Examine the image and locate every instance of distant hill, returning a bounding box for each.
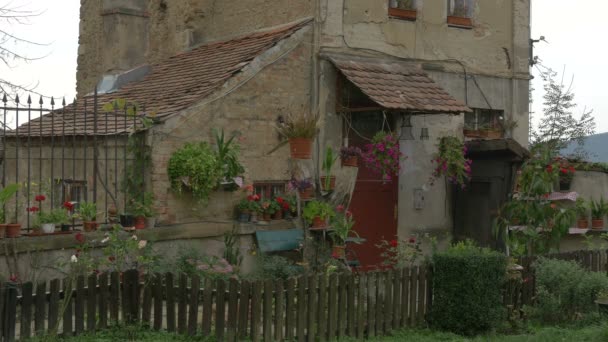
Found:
[561,132,608,162]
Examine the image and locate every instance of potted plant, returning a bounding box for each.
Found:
[329,205,358,258]
[288,177,314,200]
[321,147,337,191]
[591,198,607,230]
[260,200,279,221]
[501,119,518,139]
[237,198,252,223]
[554,157,576,191]
[575,198,589,229]
[36,208,69,234]
[302,200,335,229]
[273,197,288,220]
[78,201,98,232]
[0,184,19,239]
[596,289,608,317]
[363,132,404,182]
[274,111,319,159]
[430,136,472,188]
[340,146,362,167]
[130,193,156,229]
[120,212,135,228]
[463,122,483,139]
[250,200,261,223]
[285,195,297,219]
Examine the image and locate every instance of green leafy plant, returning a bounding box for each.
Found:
[173,248,235,281]
[321,147,337,190]
[302,200,335,223]
[129,192,156,218]
[377,236,422,268]
[429,241,506,336]
[575,198,589,219]
[528,257,608,324]
[223,225,243,271]
[36,208,69,225]
[167,142,222,203]
[330,205,357,246]
[214,129,245,187]
[260,200,280,215]
[591,198,608,220]
[495,147,577,256]
[78,202,97,222]
[430,136,472,188]
[0,183,19,223]
[100,225,158,273]
[246,254,304,280]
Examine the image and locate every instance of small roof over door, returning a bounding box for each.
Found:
[326,54,471,114]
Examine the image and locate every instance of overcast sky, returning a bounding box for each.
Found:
[1,1,607,133]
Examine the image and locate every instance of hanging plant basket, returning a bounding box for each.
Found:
[299,187,314,200]
[288,138,313,159]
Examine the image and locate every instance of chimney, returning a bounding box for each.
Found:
[100,0,149,76]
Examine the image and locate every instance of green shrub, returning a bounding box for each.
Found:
[527,257,608,324]
[428,241,507,336]
[247,254,303,280]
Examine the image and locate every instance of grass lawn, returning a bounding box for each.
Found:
[29,324,608,341]
[365,324,608,342]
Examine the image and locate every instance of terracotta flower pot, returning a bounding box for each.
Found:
[341,156,358,167]
[134,216,146,230]
[311,216,326,228]
[0,224,6,239]
[273,210,283,220]
[577,219,589,229]
[288,138,313,159]
[592,219,604,230]
[320,176,336,191]
[6,224,21,238]
[332,245,346,259]
[463,129,483,139]
[83,221,98,232]
[298,187,314,200]
[262,213,272,221]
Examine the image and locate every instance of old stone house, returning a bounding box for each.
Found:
[2,0,531,270]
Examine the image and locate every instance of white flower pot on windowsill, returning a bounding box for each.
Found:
[41,223,56,234]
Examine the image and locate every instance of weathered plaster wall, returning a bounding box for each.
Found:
[149,28,313,225]
[320,0,531,146]
[76,0,313,95]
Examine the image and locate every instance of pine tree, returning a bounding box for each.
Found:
[532,68,595,156]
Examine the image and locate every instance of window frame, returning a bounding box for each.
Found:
[447,0,474,28]
[388,0,418,21]
[253,181,287,201]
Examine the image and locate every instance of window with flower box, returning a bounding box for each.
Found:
[253,181,287,201]
[464,108,504,139]
[53,179,87,207]
[388,0,418,21]
[448,0,473,28]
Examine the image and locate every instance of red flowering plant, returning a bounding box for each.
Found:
[377,235,423,268]
[275,196,290,212]
[363,132,405,182]
[553,156,576,189]
[430,136,472,189]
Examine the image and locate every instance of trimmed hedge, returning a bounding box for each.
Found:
[428,241,507,336]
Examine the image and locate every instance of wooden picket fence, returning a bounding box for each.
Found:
[0,267,431,342]
[1,249,607,342]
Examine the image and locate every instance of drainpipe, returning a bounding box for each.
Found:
[312,0,322,187]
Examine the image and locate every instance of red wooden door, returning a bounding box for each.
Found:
[347,112,398,270]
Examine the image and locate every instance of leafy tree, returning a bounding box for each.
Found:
[531,67,595,157]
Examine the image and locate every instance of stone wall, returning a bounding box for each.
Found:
[76,0,314,95]
[149,27,314,225]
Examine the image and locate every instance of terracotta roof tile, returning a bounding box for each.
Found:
[327,55,471,114]
[9,19,311,137]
